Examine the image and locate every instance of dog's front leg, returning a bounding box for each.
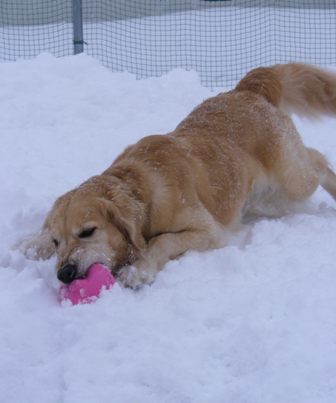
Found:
[21,230,55,260]
[118,228,224,288]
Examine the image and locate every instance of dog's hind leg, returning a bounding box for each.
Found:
[273,132,336,202]
[273,143,319,202]
[320,167,336,199]
[307,148,336,199]
[265,114,334,202]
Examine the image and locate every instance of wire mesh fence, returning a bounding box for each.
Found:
[0,0,73,60]
[1,0,336,88]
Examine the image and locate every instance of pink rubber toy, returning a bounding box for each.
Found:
[59,263,116,305]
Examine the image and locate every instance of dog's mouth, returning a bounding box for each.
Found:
[58,261,119,285]
[57,244,136,284]
[110,261,126,277]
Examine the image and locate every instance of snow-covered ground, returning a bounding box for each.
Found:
[1,54,336,402]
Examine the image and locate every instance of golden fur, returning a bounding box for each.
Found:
[25,63,336,287]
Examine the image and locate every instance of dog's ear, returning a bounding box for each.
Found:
[21,215,56,260]
[99,193,146,252]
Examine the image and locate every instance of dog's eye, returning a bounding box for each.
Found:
[78,227,97,239]
[53,239,59,248]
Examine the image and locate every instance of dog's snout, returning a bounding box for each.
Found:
[57,264,78,284]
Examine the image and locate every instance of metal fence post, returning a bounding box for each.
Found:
[72,0,84,54]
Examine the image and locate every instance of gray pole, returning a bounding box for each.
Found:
[72,0,84,54]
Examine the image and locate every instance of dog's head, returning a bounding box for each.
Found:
[31,175,146,283]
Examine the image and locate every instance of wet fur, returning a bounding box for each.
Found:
[26,63,336,288]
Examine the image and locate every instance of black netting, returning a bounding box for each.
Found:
[0,0,73,61]
[1,0,336,88]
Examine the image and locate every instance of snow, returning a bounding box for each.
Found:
[1,53,336,402]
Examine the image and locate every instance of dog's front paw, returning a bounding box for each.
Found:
[20,232,55,260]
[118,265,155,289]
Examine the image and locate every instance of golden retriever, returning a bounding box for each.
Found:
[25,63,336,288]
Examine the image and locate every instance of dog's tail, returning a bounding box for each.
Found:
[235,63,336,118]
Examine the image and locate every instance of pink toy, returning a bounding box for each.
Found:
[59,263,116,305]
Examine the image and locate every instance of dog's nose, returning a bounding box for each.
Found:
[57,264,78,284]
